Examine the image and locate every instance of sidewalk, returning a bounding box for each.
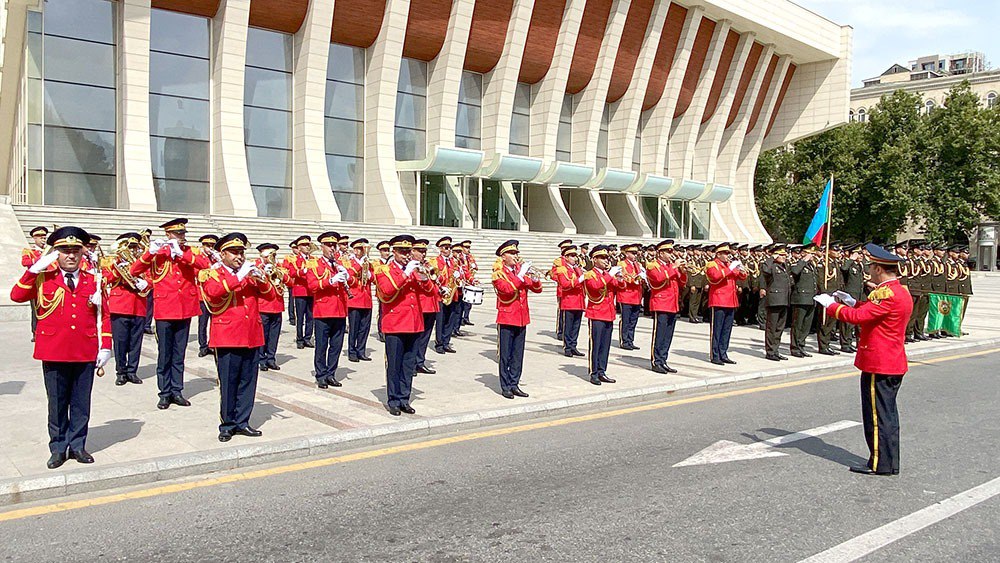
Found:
[2,280,998,505]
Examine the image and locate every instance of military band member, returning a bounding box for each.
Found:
[450,243,473,338]
[255,243,287,372]
[194,234,220,358]
[553,245,586,357]
[200,233,267,442]
[585,246,624,385]
[816,245,844,356]
[706,243,747,365]
[11,227,112,468]
[375,240,392,343]
[286,242,297,326]
[285,236,315,349]
[642,243,657,318]
[374,235,423,415]
[458,240,477,327]
[685,246,707,323]
[616,244,645,351]
[131,218,210,410]
[760,245,791,361]
[646,240,687,374]
[81,234,102,271]
[105,232,151,385]
[492,240,543,399]
[305,231,353,389]
[337,234,350,256]
[579,243,593,271]
[410,239,440,374]
[139,228,155,335]
[22,225,50,341]
[433,237,461,354]
[343,238,374,363]
[551,239,574,340]
[816,243,913,476]
[839,244,865,352]
[789,244,818,357]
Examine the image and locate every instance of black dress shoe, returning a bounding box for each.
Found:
[766,354,781,361]
[778,354,789,361]
[904,337,915,344]
[416,365,436,374]
[69,449,94,464]
[849,465,893,476]
[198,349,210,358]
[842,346,857,353]
[589,378,601,386]
[453,330,468,337]
[325,376,342,387]
[157,397,171,410]
[171,394,191,407]
[218,431,232,442]
[234,426,262,437]
[303,340,315,348]
[359,356,372,362]
[710,359,725,366]
[259,365,269,371]
[377,334,385,343]
[652,364,668,374]
[818,350,838,356]
[665,365,678,374]
[127,373,142,384]
[791,351,806,358]
[434,347,446,355]
[802,352,813,357]
[598,375,616,383]
[564,351,574,357]
[297,342,305,349]
[47,452,67,469]
[572,350,585,357]
[512,387,529,398]
[317,378,328,389]
[348,356,359,363]
[267,362,280,371]
[388,406,401,416]
[501,390,515,399]
[115,376,127,386]
[444,346,457,353]
[722,359,737,365]
[399,405,416,414]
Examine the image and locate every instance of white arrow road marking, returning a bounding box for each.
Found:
[673,420,861,467]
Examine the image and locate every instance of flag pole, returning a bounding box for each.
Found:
[822,175,834,325]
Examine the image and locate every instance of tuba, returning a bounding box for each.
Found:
[113,240,151,297]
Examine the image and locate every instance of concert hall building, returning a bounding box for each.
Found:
[0,0,850,242]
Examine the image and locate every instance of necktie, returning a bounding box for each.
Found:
[66,273,75,291]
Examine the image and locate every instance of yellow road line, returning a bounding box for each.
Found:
[1,347,994,523]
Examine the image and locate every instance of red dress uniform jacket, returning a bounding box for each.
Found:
[342,255,374,309]
[615,259,644,305]
[584,269,623,321]
[375,260,423,333]
[646,260,687,313]
[283,253,311,297]
[492,265,543,327]
[412,263,441,314]
[254,258,288,315]
[705,260,747,308]
[549,257,567,298]
[827,279,913,376]
[434,255,459,297]
[103,264,149,317]
[553,263,586,310]
[305,257,353,318]
[21,248,42,268]
[200,266,266,349]
[130,246,210,320]
[11,269,112,361]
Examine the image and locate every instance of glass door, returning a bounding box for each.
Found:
[481,180,522,231]
[419,173,462,227]
[462,177,480,229]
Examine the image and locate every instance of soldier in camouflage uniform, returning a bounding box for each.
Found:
[789,245,818,357]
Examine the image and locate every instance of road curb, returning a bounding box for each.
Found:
[2,338,997,507]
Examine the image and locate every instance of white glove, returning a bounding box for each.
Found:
[517,263,531,279]
[169,239,182,258]
[263,264,275,274]
[134,278,149,291]
[729,260,743,271]
[833,290,857,307]
[453,269,462,279]
[88,251,99,265]
[147,239,165,254]
[578,274,586,283]
[236,261,255,281]
[813,293,836,308]
[332,272,347,284]
[29,252,60,274]
[609,266,622,277]
[404,260,420,277]
[639,271,648,282]
[96,348,112,368]
[89,289,102,307]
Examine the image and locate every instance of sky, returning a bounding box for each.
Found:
[795,0,999,87]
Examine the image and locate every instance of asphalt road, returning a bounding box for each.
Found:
[2,350,998,562]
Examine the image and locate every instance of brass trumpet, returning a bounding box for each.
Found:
[113,242,151,296]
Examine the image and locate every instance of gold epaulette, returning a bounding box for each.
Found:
[584,270,597,280]
[21,248,33,256]
[645,261,658,270]
[197,268,220,284]
[305,258,319,269]
[554,266,567,276]
[867,285,894,304]
[551,257,562,268]
[491,270,506,282]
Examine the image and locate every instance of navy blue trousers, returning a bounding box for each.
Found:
[347,307,372,360]
[314,317,345,380]
[198,302,210,354]
[555,297,564,339]
[460,300,472,323]
[155,318,191,399]
[377,302,384,339]
[711,307,736,362]
[384,332,418,408]
[111,314,145,378]
[498,324,527,392]
[144,293,154,331]
[216,347,259,433]
[619,303,642,348]
[294,296,314,344]
[42,361,94,454]
[435,302,460,350]
[589,319,613,379]
[259,312,281,367]
[651,312,677,368]
[287,291,296,322]
[562,310,583,354]
[415,311,436,369]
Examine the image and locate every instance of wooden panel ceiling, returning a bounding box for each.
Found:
[725,42,764,128]
[565,0,614,94]
[402,0,451,61]
[672,18,715,118]
[332,0,387,48]
[701,30,739,124]
[605,0,656,103]
[150,0,221,18]
[464,0,515,73]
[746,54,779,133]
[518,0,567,83]
[641,2,687,111]
[765,64,796,137]
[248,0,308,34]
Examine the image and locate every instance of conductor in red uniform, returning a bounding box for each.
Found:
[11,227,112,469]
[817,243,913,476]
[705,243,748,365]
[646,240,687,374]
[374,235,423,415]
[492,240,543,399]
[200,233,267,442]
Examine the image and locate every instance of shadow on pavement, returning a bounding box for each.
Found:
[475,374,502,395]
[0,381,26,395]
[745,428,868,468]
[88,418,144,453]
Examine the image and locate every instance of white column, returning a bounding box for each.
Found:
[0,0,29,194]
[480,0,534,154]
[291,0,340,220]
[666,19,731,181]
[607,0,670,169]
[210,0,257,216]
[117,0,157,211]
[529,0,584,160]
[424,0,475,148]
[570,0,630,167]
[363,0,413,225]
[642,5,702,176]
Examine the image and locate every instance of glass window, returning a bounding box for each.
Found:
[988,93,998,108]
[333,191,363,220]
[325,43,366,220]
[510,83,531,156]
[455,103,482,139]
[395,92,427,130]
[395,128,425,161]
[246,146,292,188]
[632,130,642,172]
[325,81,364,120]
[596,104,610,169]
[150,9,210,58]
[246,27,293,71]
[250,185,291,218]
[44,127,115,175]
[326,155,364,192]
[150,95,210,140]
[244,66,292,110]
[26,33,42,79]
[153,179,210,213]
[149,52,212,98]
[151,137,210,181]
[395,59,427,161]
[44,171,115,208]
[690,202,710,240]
[44,81,116,131]
[43,35,115,88]
[557,94,573,162]
[398,59,428,96]
[42,0,114,44]
[456,71,483,150]
[244,107,292,149]
[458,72,483,103]
[324,118,363,157]
[327,44,366,84]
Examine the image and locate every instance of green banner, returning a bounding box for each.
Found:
[926,293,965,337]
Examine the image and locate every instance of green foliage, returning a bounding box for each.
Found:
[754,81,1000,244]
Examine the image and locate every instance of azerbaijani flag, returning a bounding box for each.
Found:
[803,178,833,246]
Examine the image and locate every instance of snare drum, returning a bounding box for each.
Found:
[462,285,484,305]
